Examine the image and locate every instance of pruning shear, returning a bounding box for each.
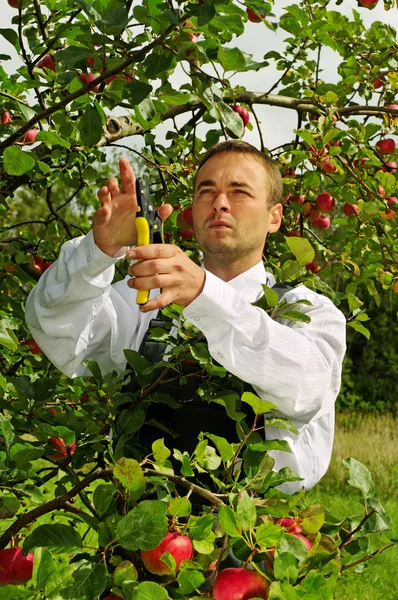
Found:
[134,174,164,305]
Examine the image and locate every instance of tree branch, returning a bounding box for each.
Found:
[0,469,113,549]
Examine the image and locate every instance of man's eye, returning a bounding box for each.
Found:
[200,188,213,194]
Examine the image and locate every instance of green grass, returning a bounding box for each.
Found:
[305,413,398,600]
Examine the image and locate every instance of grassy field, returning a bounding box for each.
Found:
[305,413,398,600]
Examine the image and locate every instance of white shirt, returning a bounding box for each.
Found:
[25,231,346,493]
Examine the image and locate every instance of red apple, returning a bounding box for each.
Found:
[0,548,34,585]
[307,208,320,222]
[373,77,383,89]
[20,129,38,145]
[274,518,296,529]
[359,0,379,6]
[387,197,398,207]
[312,215,330,230]
[37,55,56,72]
[85,57,95,67]
[179,228,194,240]
[290,194,305,204]
[7,0,20,8]
[80,394,90,403]
[289,230,301,237]
[291,533,312,551]
[305,260,319,274]
[47,408,56,417]
[1,110,12,124]
[319,159,337,173]
[213,568,269,600]
[381,161,397,173]
[246,8,266,22]
[79,73,99,92]
[187,32,199,43]
[231,104,250,127]
[316,192,335,213]
[22,339,42,354]
[48,437,76,461]
[283,168,296,178]
[140,531,193,575]
[376,138,396,155]
[343,203,360,216]
[378,185,386,197]
[177,208,193,229]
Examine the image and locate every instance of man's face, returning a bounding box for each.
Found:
[192,152,282,266]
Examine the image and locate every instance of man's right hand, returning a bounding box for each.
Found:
[93,158,173,258]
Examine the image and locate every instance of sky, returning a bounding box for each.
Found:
[1,0,397,155]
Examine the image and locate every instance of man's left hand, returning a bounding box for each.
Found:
[126,244,205,312]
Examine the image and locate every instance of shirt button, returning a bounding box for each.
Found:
[216,352,223,359]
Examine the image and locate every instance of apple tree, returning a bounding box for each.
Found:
[0,0,397,598]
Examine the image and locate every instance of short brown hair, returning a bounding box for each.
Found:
[194,140,283,207]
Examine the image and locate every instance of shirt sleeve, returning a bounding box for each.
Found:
[182,271,346,424]
[24,231,152,378]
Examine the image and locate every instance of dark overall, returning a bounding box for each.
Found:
[121,283,291,455]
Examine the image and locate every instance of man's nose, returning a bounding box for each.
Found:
[212,192,230,212]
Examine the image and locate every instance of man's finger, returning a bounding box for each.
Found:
[126,244,177,261]
[119,158,136,196]
[138,290,173,313]
[104,177,120,196]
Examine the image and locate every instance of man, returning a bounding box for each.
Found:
[25,140,346,493]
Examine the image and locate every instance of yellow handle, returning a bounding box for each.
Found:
[135,217,150,305]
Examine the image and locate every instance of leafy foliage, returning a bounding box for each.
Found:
[0,0,397,598]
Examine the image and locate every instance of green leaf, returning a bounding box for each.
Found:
[286,237,315,267]
[36,131,71,149]
[55,45,96,66]
[343,457,375,499]
[347,321,371,339]
[189,515,215,540]
[3,146,36,176]
[205,433,235,462]
[0,417,14,454]
[274,551,298,584]
[168,497,192,518]
[114,560,138,585]
[277,310,311,324]
[236,490,257,531]
[300,504,325,534]
[241,391,277,416]
[152,438,171,463]
[173,449,194,477]
[123,349,155,387]
[161,91,193,106]
[60,556,107,600]
[114,457,146,502]
[33,548,54,591]
[131,581,169,600]
[295,129,316,147]
[177,569,206,594]
[218,47,247,72]
[285,5,309,27]
[0,28,19,50]
[23,524,83,554]
[0,492,20,519]
[125,81,153,107]
[78,104,103,146]
[197,4,216,25]
[252,284,279,309]
[116,500,168,551]
[218,505,241,537]
[256,522,284,548]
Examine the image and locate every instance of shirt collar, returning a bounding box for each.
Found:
[203,261,276,301]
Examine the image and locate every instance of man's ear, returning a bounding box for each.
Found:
[268,203,283,233]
